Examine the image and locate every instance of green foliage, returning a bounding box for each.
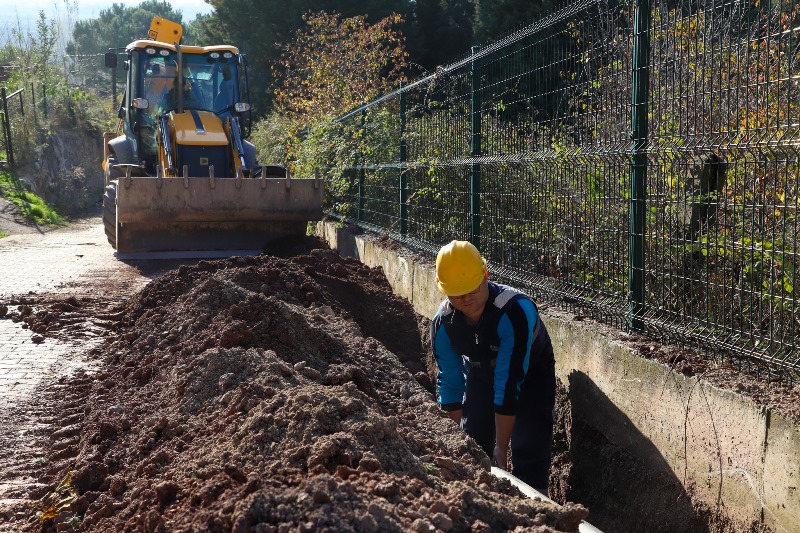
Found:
[249,112,296,167]
[251,10,409,217]
[4,12,60,166]
[3,11,115,167]
[69,0,187,52]
[197,0,411,116]
[273,11,407,127]
[0,170,65,227]
[473,0,555,43]
[0,10,113,222]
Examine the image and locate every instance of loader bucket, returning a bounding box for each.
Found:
[114,174,323,257]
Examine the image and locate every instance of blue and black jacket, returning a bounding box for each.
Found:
[430,281,554,416]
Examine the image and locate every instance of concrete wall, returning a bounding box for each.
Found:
[317,221,800,533]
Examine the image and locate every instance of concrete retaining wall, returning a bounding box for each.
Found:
[317,221,800,533]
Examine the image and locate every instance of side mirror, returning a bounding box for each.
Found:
[104,52,118,69]
[234,103,250,113]
[132,98,150,110]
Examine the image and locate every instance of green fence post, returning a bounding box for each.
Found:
[399,81,408,236]
[358,109,366,222]
[1,87,13,167]
[470,46,482,250]
[31,82,37,126]
[629,0,650,331]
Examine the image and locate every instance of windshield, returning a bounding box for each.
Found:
[139,49,240,117]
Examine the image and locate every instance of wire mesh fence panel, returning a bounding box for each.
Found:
[645,0,800,375]
[359,166,403,231]
[356,98,404,231]
[320,113,361,221]
[404,70,473,244]
[317,0,800,381]
[474,0,631,320]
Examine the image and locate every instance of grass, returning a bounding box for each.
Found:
[0,169,66,227]
[0,231,8,238]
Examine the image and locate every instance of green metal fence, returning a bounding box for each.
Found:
[314,0,800,382]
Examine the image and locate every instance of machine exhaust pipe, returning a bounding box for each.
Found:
[176,42,183,114]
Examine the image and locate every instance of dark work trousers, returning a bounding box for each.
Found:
[461,361,555,494]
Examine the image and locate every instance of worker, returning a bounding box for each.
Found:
[145,60,177,116]
[213,64,236,113]
[430,240,556,494]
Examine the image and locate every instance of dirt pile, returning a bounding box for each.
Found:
[32,247,588,532]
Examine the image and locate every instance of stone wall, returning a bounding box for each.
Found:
[22,129,105,216]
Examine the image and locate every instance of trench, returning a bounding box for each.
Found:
[318,222,783,533]
[410,318,715,533]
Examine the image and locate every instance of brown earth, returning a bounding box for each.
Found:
[4,228,795,533]
[6,238,588,532]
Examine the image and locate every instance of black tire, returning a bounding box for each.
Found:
[102,180,118,249]
[104,155,122,187]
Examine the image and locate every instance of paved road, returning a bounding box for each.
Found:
[0,218,149,406]
[0,217,150,527]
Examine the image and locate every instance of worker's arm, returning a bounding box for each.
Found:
[492,298,540,469]
[493,413,515,469]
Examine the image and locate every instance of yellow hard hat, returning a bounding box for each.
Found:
[435,240,487,296]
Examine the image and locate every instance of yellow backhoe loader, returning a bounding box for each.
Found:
[102,17,323,257]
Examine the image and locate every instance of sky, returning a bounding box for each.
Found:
[1,0,214,31]
[0,0,214,47]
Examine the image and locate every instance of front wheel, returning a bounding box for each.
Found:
[104,155,122,187]
[102,180,118,249]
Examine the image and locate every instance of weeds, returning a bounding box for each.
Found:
[0,170,65,226]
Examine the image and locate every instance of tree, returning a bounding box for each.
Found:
[473,0,554,44]
[403,0,475,73]
[66,1,195,90]
[68,1,189,54]
[252,11,408,192]
[5,11,111,169]
[197,0,410,115]
[273,11,408,127]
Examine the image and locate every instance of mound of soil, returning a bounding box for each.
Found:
[31,247,587,532]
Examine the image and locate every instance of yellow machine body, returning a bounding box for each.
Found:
[101,18,323,257]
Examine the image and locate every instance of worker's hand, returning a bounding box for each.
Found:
[493,414,514,470]
[492,444,509,470]
[447,409,463,426]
